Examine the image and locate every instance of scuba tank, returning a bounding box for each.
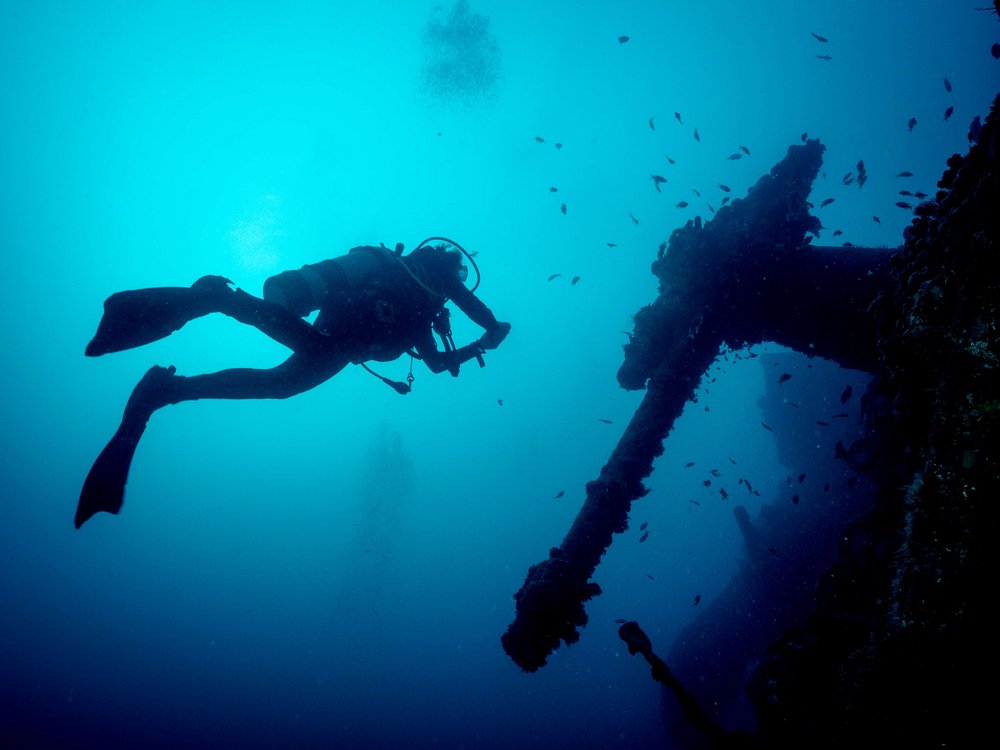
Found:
[262,244,400,316]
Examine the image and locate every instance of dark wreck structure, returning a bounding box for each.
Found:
[502,90,999,747]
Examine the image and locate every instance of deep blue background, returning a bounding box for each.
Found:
[1,2,996,748]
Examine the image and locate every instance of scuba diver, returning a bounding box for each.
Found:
[75,238,511,529]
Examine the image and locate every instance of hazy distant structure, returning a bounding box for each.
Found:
[420,1,501,105]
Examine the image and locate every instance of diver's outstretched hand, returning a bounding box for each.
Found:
[479,322,511,350]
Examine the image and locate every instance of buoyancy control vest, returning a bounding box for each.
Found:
[263,246,447,363]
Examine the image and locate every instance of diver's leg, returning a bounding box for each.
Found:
[156,349,350,404]
[75,350,348,528]
[86,276,328,356]
[217,287,329,353]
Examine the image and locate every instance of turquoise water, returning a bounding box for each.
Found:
[1,2,995,748]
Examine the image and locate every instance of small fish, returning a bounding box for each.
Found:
[684,461,695,468]
[534,136,545,143]
[820,198,835,207]
[896,201,913,209]
[778,372,792,383]
[897,171,914,177]
[555,142,563,150]
[648,116,655,130]
[598,417,612,424]
[727,153,742,160]
[689,499,700,506]
[615,618,627,624]
[693,594,701,606]
[833,412,849,418]
[744,479,754,494]
[692,188,701,197]
[693,127,700,142]
[497,398,503,406]
[729,457,737,464]
[702,479,712,487]
[944,105,954,121]
[811,32,828,42]
[560,203,567,214]
[943,76,952,92]
[709,469,721,477]
[798,473,806,483]
[718,183,731,192]
[914,191,928,199]
[554,490,564,498]
[665,155,676,164]
[761,422,773,431]
[994,42,1000,60]
[907,117,917,132]
[639,521,648,531]
[674,111,683,124]
[607,242,617,247]
[873,216,881,225]
[899,190,913,196]
[547,273,561,281]
[768,547,778,555]
[740,145,750,155]
[675,200,689,208]
[549,186,558,192]
[801,131,808,142]
[842,171,853,184]
[840,385,853,403]
[707,204,715,214]
[788,401,799,408]
[639,530,649,543]
[792,494,800,505]
[571,275,581,285]
[651,174,667,191]
[824,482,830,492]
[628,211,639,225]
[618,35,630,44]
[644,573,655,580]
[816,54,832,60]
[832,230,843,237]
[719,488,729,499]
[816,420,830,426]
[720,196,730,205]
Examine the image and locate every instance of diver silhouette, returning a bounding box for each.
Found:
[76,238,511,529]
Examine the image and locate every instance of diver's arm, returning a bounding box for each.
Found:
[413,329,485,376]
[443,279,511,349]
[444,280,501,332]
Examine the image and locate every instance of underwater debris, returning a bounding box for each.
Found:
[504,137,890,672]
[618,621,748,747]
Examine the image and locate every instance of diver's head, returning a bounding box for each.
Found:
[409,236,480,292]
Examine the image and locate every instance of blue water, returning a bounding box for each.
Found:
[1,2,996,748]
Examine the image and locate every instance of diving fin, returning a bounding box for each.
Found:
[85,276,233,357]
[75,365,175,528]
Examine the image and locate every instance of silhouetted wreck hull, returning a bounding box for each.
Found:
[504,89,999,746]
